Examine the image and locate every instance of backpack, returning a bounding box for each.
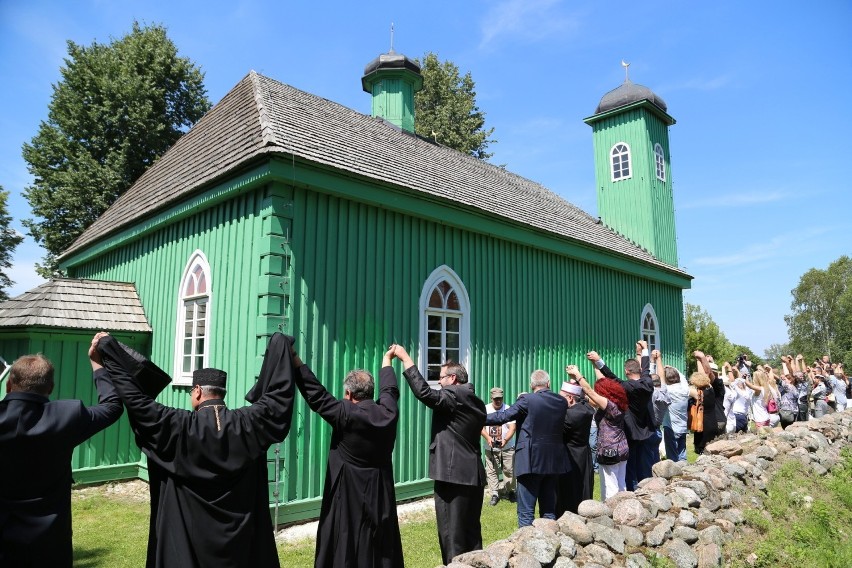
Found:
[688,389,704,433]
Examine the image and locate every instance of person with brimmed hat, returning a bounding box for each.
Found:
[481,386,516,506]
[555,378,594,516]
[96,332,296,568]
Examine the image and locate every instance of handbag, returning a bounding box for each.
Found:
[688,390,704,433]
[767,396,778,413]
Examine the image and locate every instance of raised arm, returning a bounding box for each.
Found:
[587,350,618,380]
[74,332,123,444]
[694,350,712,377]
[568,366,609,410]
[394,345,457,412]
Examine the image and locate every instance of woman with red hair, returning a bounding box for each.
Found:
[566,365,629,501]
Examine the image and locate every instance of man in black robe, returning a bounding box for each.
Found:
[555,380,594,517]
[293,345,403,567]
[0,333,122,567]
[393,346,486,565]
[97,332,296,568]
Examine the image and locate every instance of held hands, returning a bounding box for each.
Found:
[565,364,582,378]
[636,340,647,356]
[89,331,109,369]
[586,351,601,362]
[651,349,661,361]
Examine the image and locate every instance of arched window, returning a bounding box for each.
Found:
[611,143,631,181]
[174,251,212,385]
[419,266,471,383]
[654,143,666,182]
[640,303,659,352]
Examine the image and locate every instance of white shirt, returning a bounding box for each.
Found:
[484,402,515,449]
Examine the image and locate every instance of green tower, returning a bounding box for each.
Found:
[362,50,423,133]
[585,75,679,267]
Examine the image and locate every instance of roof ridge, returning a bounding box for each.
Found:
[249,70,277,146]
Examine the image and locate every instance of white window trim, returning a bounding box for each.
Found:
[654,143,666,182]
[610,142,632,182]
[640,303,660,353]
[418,265,471,387]
[172,250,213,386]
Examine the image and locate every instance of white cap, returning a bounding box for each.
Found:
[561,382,583,396]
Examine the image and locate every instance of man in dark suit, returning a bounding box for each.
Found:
[394,345,486,565]
[0,332,123,567]
[292,345,403,568]
[486,370,570,527]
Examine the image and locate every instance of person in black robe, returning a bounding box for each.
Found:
[0,333,122,568]
[555,380,595,517]
[293,345,403,568]
[97,332,296,568]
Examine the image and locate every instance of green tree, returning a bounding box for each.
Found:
[22,21,211,276]
[414,52,495,160]
[763,342,792,368]
[785,255,852,364]
[0,187,24,301]
[683,303,736,373]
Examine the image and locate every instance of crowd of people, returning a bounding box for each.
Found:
[1,331,846,567]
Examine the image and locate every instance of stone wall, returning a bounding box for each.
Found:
[444,411,852,568]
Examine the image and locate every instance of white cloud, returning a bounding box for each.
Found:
[689,227,830,269]
[679,190,791,210]
[480,0,580,49]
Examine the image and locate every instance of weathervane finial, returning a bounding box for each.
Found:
[621,59,631,82]
[390,22,395,53]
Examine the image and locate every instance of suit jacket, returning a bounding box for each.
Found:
[0,368,122,567]
[403,367,486,487]
[485,389,570,477]
[600,355,654,441]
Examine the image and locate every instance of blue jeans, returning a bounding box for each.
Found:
[663,426,687,462]
[516,473,558,527]
[589,422,599,472]
[625,437,656,491]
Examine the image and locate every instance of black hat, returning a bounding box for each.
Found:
[193,368,227,389]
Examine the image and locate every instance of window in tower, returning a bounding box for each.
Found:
[611,143,631,181]
[654,143,666,182]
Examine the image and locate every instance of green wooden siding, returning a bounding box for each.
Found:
[590,105,679,267]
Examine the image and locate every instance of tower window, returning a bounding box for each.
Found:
[654,143,666,182]
[611,143,631,181]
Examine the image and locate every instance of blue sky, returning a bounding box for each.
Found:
[1,0,850,356]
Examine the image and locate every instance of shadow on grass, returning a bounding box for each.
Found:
[73,546,112,567]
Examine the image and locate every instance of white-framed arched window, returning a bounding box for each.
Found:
[640,303,660,353]
[611,142,632,181]
[419,265,471,385]
[173,251,212,385]
[654,143,666,182]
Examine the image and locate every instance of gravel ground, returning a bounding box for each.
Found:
[73,480,436,543]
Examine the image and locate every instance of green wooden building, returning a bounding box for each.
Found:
[0,51,691,523]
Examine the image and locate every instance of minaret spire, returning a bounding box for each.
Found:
[389,22,395,53]
[621,59,631,82]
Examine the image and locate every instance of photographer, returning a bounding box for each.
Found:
[481,387,516,506]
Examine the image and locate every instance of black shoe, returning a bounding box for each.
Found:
[507,491,516,503]
[489,495,499,506]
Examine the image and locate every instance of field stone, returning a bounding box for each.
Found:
[508,552,540,568]
[453,550,505,568]
[672,526,699,544]
[619,525,644,547]
[593,523,626,554]
[652,459,683,479]
[589,515,614,528]
[647,492,672,512]
[718,508,744,525]
[612,498,652,526]
[446,562,475,568]
[697,543,722,568]
[553,558,579,568]
[713,518,735,534]
[558,535,577,558]
[560,518,594,545]
[645,518,673,547]
[627,553,652,568]
[638,477,668,492]
[604,491,636,508]
[517,529,559,564]
[670,486,701,508]
[698,525,726,547]
[578,499,612,518]
[581,543,615,566]
[704,439,742,457]
[662,538,698,568]
[485,541,515,562]
[532,518,560,533]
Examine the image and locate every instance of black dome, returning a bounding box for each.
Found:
[595,80,667,114]
[363,51,421,76]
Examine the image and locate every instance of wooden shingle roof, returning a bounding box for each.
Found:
[60,71,687,276]
[0,279,151,332]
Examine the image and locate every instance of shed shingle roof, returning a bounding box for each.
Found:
[60,71,686,277]
[0,279,151,332]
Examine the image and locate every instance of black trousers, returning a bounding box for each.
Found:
[433,480,483,564]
